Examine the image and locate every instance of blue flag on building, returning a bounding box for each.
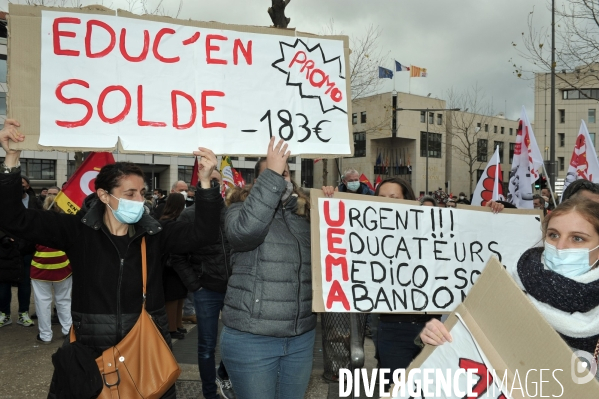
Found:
[378,66,393,79]
[395,61,410,71]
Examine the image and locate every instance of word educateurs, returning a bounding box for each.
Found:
[316,197,542,313]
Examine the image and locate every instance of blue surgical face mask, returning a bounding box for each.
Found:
[108,193,145,224]
[346,181,361,192]
[543,241,599,278]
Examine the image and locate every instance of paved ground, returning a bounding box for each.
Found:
[0,288,378,398]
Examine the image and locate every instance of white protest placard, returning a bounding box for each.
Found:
[311,192,543,313]
[10,5,352,155]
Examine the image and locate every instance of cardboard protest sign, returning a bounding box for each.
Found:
[386,257,599,398]
[310,191,542,313]
[8,4,352,156]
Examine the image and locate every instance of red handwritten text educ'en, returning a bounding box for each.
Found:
[324,200,350,311]
[51,17,253,129]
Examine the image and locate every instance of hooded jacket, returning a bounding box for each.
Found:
[223,168,316,337]
[0,169,222,351]
[338,182,375,195]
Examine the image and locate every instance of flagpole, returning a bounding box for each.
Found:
[541,164,558,205]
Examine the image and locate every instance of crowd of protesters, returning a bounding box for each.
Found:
[1,117,598,399]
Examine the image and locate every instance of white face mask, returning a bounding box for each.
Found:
[543,241,599,278]
[179,191,188,200]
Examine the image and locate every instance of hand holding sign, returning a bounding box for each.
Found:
[192,147,217,189]
[266,137,290,176]
[420,318,452,346]
[0,119,24,154]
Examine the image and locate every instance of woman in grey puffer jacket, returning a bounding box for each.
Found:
[220,138,333,399]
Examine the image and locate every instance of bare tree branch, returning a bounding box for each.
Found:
[513,0,599,99]
[446,84,496,193]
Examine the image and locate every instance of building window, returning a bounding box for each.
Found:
[0,92,5,116]
[509,143,516,164]
[590,133,596,146]
[509,127,513,135]
[493,125,497,134]
[477,139,488,162]
[420,111,425,123]
[563,89,599,100]
[360,111,367,123]
[558,157,565,171]
[477,122,481,129]
[437,114,443,125]
[178,165,194,184]
[300,158,314,188]
[589,109,596,124]
[500,127,504,134]
[484,124,488,132]
[420,131,442,158]
[352,113,357,125]
[354,132,366,157]
[559,109,565,123]
[558,133,565,147]
[0,55,6,84]
[20,159,56,180]
[245,157,259,161]
[494,141,504,163]
[428,112,434,124]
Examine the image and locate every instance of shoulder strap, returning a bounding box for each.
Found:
[141,237,147,307]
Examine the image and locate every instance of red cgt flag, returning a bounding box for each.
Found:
[55,152,115,214]
[359,173,374,191]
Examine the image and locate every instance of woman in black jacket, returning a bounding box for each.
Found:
[0,119,222,398]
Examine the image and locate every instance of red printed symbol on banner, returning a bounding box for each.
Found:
[459,358,493,398]
[479,165,504,206]
[570,134,593,181]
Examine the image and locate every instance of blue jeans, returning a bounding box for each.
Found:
[220,326,315,399]
[193,288,226,399]
[376,321,424,373]
[183,292,195,316]
[0,254,32,315]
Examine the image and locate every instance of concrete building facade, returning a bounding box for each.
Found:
[312,92,520,198]
[535,66,599,194]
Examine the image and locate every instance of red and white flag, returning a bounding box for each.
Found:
[562,120,599,198]
[507,106,544,209]
[359,173,374,191]
[375,175,382,189]
[471,146,504,206]
[55,152,115,214]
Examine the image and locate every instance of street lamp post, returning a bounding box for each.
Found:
[395,107,460,194]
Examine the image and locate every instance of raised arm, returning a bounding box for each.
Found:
[160,148,222,254]
[0,120,79,250]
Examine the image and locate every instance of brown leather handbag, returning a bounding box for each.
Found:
[70,237,181,399]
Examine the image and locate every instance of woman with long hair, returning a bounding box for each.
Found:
[421,196,599,356]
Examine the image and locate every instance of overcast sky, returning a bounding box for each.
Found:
[2,0,557,121]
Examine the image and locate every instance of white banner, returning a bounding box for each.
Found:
[318,197,542,313]
[507,106,544,209]
[471,146,505,207]
[563,120,599,195]
[39,11,351,155]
